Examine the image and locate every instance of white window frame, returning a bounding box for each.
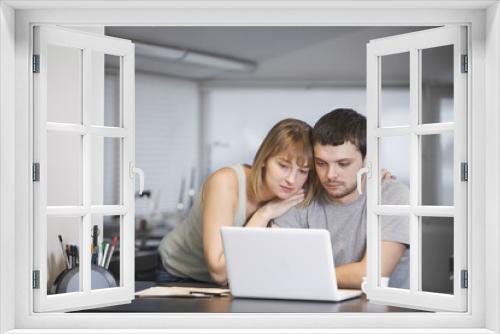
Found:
[1,1,498,333]
[32,25,136,312]
[365,26,468,312]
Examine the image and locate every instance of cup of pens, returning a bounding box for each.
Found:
[90,224,119,271]
[51,228,119,294]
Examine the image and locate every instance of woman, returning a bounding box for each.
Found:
[157,118,316,285]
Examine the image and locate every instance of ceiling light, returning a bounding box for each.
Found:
[134,41,256,72]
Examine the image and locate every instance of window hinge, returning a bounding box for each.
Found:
[461,270,468,289]
[32,163,40,182]
[32,270,40,289]
[461,54,468,73]
[32,55,40,73]
[461,162,468,182]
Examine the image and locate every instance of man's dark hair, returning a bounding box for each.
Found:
[313,108,366,159]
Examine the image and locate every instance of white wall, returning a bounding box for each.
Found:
[204,87,364,174]
[204,86,410,179]
[132,73,200,217]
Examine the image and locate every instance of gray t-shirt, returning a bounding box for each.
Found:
[273,179,410,288]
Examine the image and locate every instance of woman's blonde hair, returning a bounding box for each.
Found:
[249,118,316,206]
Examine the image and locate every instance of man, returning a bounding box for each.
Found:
[273,108,409,289]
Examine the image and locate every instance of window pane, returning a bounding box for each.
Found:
[379,136,410,204]
[379,215,410,290]
[421,216,454,294]
[380,52,410,128]
[104,55,122,127]
[421,133,454,206]
[89,52,122,127]
[46,44,82,124]
[421,45,454,124]
[47,216,82,295]
[47,132,83,206]
[91,137,122,205]
[91,215,121,289]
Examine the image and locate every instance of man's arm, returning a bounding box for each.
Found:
[336,240,406,289]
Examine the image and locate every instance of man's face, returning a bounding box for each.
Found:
[313,142,364,203]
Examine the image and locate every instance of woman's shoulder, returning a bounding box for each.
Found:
[201,166,241,205]
[204,166,240,191]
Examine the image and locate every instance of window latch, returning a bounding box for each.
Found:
[129,162,145,196]
[356,162,371,195]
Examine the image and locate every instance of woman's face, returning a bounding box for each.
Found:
[263,153,310,199]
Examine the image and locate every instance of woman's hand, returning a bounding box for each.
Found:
[258,189,305,221]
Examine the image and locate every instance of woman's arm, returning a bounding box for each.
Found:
[201,168,239,285]
[201,168,305,285]
[246,190,305,228]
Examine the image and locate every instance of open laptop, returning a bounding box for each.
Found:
[221,226,362,302]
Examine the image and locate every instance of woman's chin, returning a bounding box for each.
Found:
[275,190,295,199]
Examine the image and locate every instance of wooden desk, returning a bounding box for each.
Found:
[86,282,423,313]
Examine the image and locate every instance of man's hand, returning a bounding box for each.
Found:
[381,168,396,180]
[336,240,407,289]
[379,240,406,277]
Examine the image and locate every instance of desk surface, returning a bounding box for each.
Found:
[86,282,423,313]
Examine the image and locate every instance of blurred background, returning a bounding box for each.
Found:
[46,26,454,295]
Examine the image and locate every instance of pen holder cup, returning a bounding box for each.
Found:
[50,265,118,294]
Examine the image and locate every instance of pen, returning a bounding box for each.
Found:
[66,244,72,269]
[74,245,79,266]
[100,241,109,267]
[71,245,76,268]
[188,291,228,297]
[104,236,118,269]
[58,235,70,269]
[91,245,97,265]
[92,225,99,265]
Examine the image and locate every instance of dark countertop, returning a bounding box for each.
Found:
[83,281,424,313]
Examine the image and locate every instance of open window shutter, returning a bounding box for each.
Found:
[33,25,137,312]
[365,26,467,312]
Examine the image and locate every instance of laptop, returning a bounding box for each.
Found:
[221,226,362,302]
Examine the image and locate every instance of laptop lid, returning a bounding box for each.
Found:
[221,227,359,302]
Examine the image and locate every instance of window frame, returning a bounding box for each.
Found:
[365,26,468,312]
[1,1,497,333]
[32,25,136,312]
